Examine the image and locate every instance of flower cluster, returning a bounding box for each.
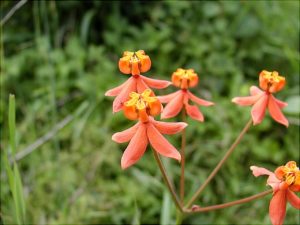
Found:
[105,50,297,224]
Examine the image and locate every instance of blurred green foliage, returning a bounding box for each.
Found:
[1,1,299,224]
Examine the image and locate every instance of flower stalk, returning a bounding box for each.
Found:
[185,189,273,213]
[152,149,183,212]
[186,118,253,208]
[180,108,186,204]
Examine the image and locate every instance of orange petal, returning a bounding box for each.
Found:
[152,120,187,134]
[250,86,264,96]
[136,77,149,93]
[119,57,131,74]
[187,91,214,106]
[274,166,286,180]
[232,94,262,106]
[121,123,148,169]
[269,190,287,225]
[105,80,128,97]
[141,75,171,89]
[131,61,140,75]
[268,95,289,127]
[251,94,268,125]
[161,91,183,119]
[147,123,181,161]
[287,190,300,209]
[112,122,140,143]
[158,91,181,103]
[113,77,137,113]
[139,56,151,73]
[185,103,204,122]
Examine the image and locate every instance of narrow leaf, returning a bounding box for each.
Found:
[9,94,16,156]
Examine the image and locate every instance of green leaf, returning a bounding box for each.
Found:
[160,190,171,225]
[13,163,26,225]
[9,94,16,156]
[14,163,26,223]
[80,10,96,46]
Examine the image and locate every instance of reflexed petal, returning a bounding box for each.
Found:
[269,190,287,225]
[250,86,264,96]
[232,94,262,106]
[187,91,214,106]
[152,120,187,134]
[113,77,137,113]
[287,190,300,209]
[250,166,273,177]
[147,123,181,161]
[267,174,281,192]
[250,166,280,191]
[105,80,128,96]
[185,103,204,122]
[274,98,288,109]
[136,77,149,93]
[268,95,289,127]
[121,124,148,169]
[161,91,184,119]
[158,91,181,103]
[251,94,268,125]
[141,75,171,89]
[112,122,140,143]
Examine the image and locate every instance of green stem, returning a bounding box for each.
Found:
[186,118,252,208]
[180,109,186,204]
[185,189,272,213]
[152,149,182,212]
[176,209,183,225]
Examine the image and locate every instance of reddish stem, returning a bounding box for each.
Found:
[186,118,253,208]
[185,189,272,213]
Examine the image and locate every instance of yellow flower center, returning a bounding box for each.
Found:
[259,70,286,93]
[275,161,300,188]
[172,68,198,89]
[123,89,161,122]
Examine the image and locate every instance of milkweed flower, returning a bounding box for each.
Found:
[105,50,171,112]
[112,89,187,169]
[232,70,288,127]
[250,161,300,225]
[158,68,214,122]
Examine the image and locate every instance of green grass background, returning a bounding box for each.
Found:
[1,1,299,224]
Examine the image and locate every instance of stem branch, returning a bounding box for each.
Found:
[186,118,252,208]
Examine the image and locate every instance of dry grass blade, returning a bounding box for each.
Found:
[0,0,27,27]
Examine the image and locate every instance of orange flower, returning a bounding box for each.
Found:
[259,70,286,93]
[112,89,187,169]
[119,50,151,75]
[105,50,171,112]
[159,69,214,122]
[251,161,300,225]
[232,70,288,127]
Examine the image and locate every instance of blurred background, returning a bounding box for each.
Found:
[1,1,299,224]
